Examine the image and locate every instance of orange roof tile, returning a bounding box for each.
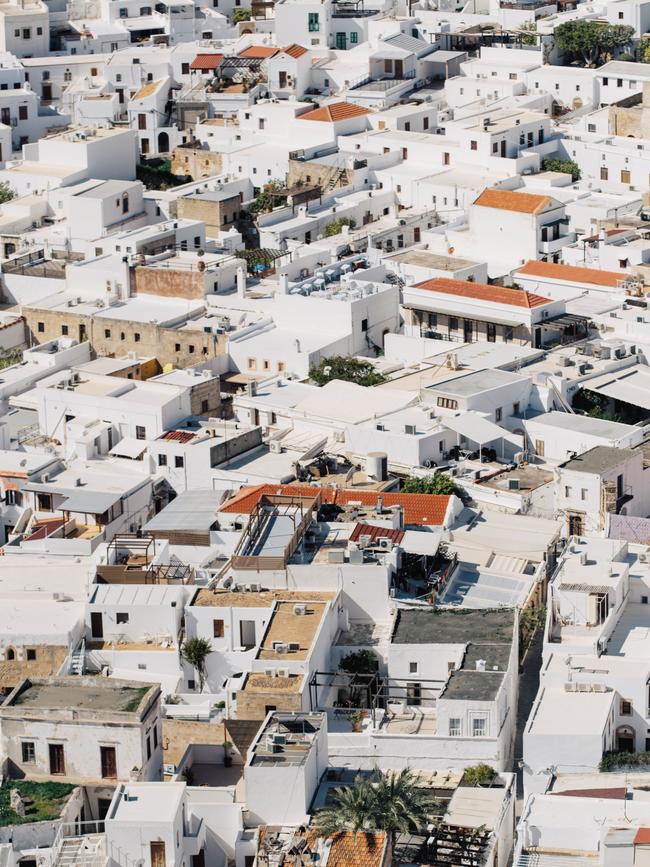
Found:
[298,101,372,122]
[190,53,224,70]
[282,43,308,58]
[474,187,552,215]
[517,259,627,288]
[412,276,551,309]
[317,832,387,867]
[219,484,450,526]
[238,45,279,59]
[635,828,650,845]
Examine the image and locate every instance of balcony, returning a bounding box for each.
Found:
[183,816,206,857]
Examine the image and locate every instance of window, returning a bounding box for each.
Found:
[104,328,111,339]
[600,166,608,181]
[513,402,520,415]
[643,596,648,604]
[308,12,319,30]
[564,486,572,498]
[247,358,257,370]
[174,456,184,468]
[22,741,35,762]
[618,10,624,17]
[581,488,588,501]
[37,492,52,512]
[588,123,596,132]
[188,679,195,690]
[470,140,477,151]
[621,169,631,183]
[603,76,609,85]
[157,454,167,466]
[350,31,358,43]
[5,489,20,506]
[26,648,36,660]
[134,333,140,342]
[37,321,44,333]
[61,325,68,336]
[22,28,31,39]
[449,317,458,331]
[424,117,429,130]
[49,744,65,775]
[175,343,181,352]
[36,25,42,34]
[495,407,502,422]
[487,322,496,343]
[135,425,146,440]
[213,619,225,638]
[509,72,517,80]
[361,318,368,332]
[617,79,623,87]
[409,661,418,674]
[449,718,461,737]
[116,612,129,624]
[181,62,189,75]
[472,717,486,737]
[621,699,633,715]
[437,397,458,410]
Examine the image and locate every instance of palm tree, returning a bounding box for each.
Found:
[181,637,212,693]
[315,767,431,844]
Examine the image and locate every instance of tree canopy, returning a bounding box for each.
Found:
[309,356,386,387]
[402,473,465,498]
[181,637,213,693]
[555,20,634,66]
[541,158,581,181]
[314,768,432,840]
[0,182,15,204]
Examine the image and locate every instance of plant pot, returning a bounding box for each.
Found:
[351,721,362,733]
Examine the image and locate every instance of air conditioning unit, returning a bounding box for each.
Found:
[269,440,283,454]
[288,642,300,652]
[272,733,287,745]
[272,641,288,653]
[404,424,417,435]
[277,667,290,677]
[293,603,307,616]
[249,582,261,592]
[378,538,393,551]
[358,534,372,549]
[264,666,276,677]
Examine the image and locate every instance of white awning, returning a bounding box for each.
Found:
[401,529,442,555]
[442,411,514,445]
[109,437,148,459]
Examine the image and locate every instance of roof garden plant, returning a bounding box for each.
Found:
[0,781,76,827]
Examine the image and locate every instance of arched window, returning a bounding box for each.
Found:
[64,68,72,82]
[122,192,129,214]
[6,647,15,660]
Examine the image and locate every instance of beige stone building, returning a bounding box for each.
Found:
[171,145,223,179]
[177,190,243,239]
[609,83,650,138]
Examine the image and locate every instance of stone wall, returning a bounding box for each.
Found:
[171,146,223,179]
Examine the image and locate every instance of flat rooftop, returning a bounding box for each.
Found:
[392,608,515,644]
[192,589,334,608]
[386,249,479,271]
[258,600,328,661]
[249,713,324,767]
[4,677,153,714]
[560,445,637,474]
[427,368,524,397]
[440,669,504,701]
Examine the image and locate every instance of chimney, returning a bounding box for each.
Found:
[236,265,247,298]
[278,272,289,295]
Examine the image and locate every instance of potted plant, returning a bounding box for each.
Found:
[130,765,141,781]
[223,740,233,767]
[349,711,366,733]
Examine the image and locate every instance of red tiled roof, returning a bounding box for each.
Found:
[412,276,551,309]
[350,522,405,545]
[282,43,308,58]
[474,188,552,215]
[517,259,627,288]
[635,828,650,845]
[189,53,224,70]
[554,787,627,800]
[159,430,196,443]
[220,484,450,526]
[298,101,372,122]
[238,45,279,59]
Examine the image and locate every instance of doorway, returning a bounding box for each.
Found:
[240,620,256,649]
[335,32,347,49]
[49,743,65,775]
[395,59,404,77]
[150,842,166,867]
[406,683,421,706]
[616,726,635,753]
[100,746,117,779]
[91,612,103,639]
[42,83,52,101]
[463,319,473,343]
[568,513,583,536]
[158,131,169,153]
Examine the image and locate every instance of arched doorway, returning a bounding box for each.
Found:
[158,131,169,153]
[5,647,15,660]
[616,725,635,753]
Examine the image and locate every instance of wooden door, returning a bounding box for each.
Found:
[394,59,403,77]
[150,841,166,867]
[49,743,65,775]
[100,746,117,779]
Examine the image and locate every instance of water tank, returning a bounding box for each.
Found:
[367,451,388,482]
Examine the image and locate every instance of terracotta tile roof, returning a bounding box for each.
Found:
[132,79,163,100]
[350,522,405,545]
[189,53,224,70]
[238,45,279,59]
[219,484,450,526]
[158,429,196,443]
[318,831,388,867]
[474,187,552,215]
[412,276,551,309]
[635,828,650,845]
[282,43,308,58]
[554,787,627,800]
[517,259,627,288]
[298,101,372,122]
